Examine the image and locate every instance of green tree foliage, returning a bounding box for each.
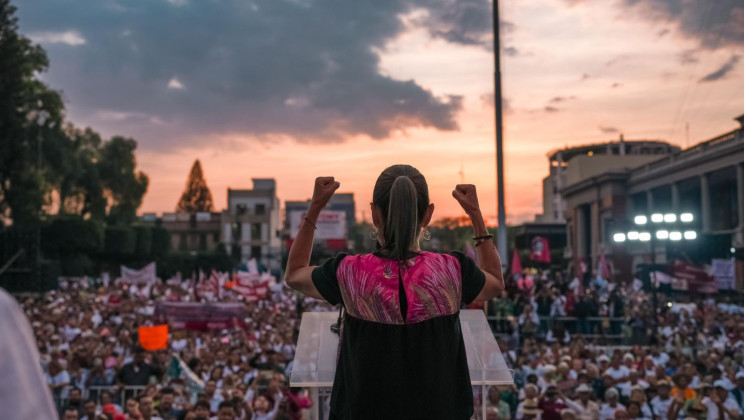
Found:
[0,2,148,226]
[134,225,153,257]
[104,226,136,257]
[0,0,64,226]
[176,160,214,213]
[151,226,171,259]
[42,217,103,255]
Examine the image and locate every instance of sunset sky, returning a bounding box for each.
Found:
[16,0,744,224]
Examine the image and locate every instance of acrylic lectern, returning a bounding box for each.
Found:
[290,309,514,420]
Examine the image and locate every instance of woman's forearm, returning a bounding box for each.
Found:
[471,210,504,282]
[285,204,322,283]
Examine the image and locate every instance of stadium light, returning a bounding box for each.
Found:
[613,233,626,243]
[627,231,639,240]
[656,230,669,240]
[680,213,693,223]
[669,231,682,241]
[651,213,664,223]
[639,232,651,242]
[663,213,676,223]
[634,215,647,225]
[684,231,697,240]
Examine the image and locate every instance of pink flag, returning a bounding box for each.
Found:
[511,249,522,276]
[599,248,611,280]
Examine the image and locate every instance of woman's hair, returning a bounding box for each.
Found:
[372,164,429,261]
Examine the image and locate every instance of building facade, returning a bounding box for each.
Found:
[140,211,223,253]
[563,114,744,281]
[220,179,281,271]
[538,138,680,223]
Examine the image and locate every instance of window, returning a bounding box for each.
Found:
[255,204,266,215]
[236,204,247,215]
[231,223,240,241]
[251,223,262,240]
[251,246,262,260]
[199,233,207,251]
[213,232,220,243]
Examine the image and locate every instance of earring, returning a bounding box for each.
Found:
[423,228,431,241]
[369,227,379,240]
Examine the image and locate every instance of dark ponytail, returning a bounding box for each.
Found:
[373,165,430,261]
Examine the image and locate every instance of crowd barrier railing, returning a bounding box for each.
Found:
[54,385,147,410]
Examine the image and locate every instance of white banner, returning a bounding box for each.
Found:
[289,210,346,239]
[712,259,735,290]
[121,262,157,285]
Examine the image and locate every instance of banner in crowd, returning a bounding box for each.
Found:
[673,260,717,294]
[530,236,551,263]
[232,271,273,301]
[121,262,157,285]
[598,248,611,280]
[168,354,204,397]
[139,325,169,351]
[289,210,346,239]
[155,302,246,330]
[712,259,735,290]
[511,249,522,276]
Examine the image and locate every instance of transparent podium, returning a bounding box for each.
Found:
[290,309,514,419]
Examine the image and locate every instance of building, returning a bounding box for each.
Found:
[538,138,680,223]
[285,193,356,252]
[141,211,222,253]
[220,179,281,271]
[562,113,744,281]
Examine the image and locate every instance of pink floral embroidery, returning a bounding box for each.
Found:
[337,252,462,325]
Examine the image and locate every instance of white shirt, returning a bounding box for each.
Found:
[703,396,740,420]
[600,403,625,420]
[0,288,58,419]
[650,396,673,419]
[605,366,630,380]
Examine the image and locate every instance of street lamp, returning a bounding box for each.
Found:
[613,212,698,334]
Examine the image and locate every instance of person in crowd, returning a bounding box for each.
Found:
[213,401,238,420]
[117,347,163,387]
[81,399,98,420]
[193,401,211,419]
[251,391,283,420]
[650,380,673,419]
[564,384,600,420]
[600,389,626,420]
[486,386,512,419]
[62,406,81,420]
[671,373,696,401]
[138,395,163,420]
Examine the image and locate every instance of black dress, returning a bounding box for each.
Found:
[311,251,486,420]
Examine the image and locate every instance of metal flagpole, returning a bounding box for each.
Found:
[493,0,508,265]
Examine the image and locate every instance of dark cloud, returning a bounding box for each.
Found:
[421,0,514,49]
[699,55,741,82]
[16,0,496,151]
[563,0,743,49]
[620,0,743,49]
[503,46,519,57]
[544,106,560,113]
[657,28,670,37]
[548,95,577,104]
[678,49,699,65]
[580,73,591,81]
[611,82,621,88]
[599,125,620,133]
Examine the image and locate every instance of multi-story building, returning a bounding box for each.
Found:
[140,211,222,253]
[221,179,281,271]
[562,113,744,282]
[538,138,680,223]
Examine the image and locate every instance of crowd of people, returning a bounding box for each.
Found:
[20,277,325,420]
[481,269,744,420]
[12,264,744,420]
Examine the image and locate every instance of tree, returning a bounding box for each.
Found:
[98,136,149,225]
[0,0,64,226]
[176,160,214,213]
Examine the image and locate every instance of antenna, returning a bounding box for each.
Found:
[685,122,690,149]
